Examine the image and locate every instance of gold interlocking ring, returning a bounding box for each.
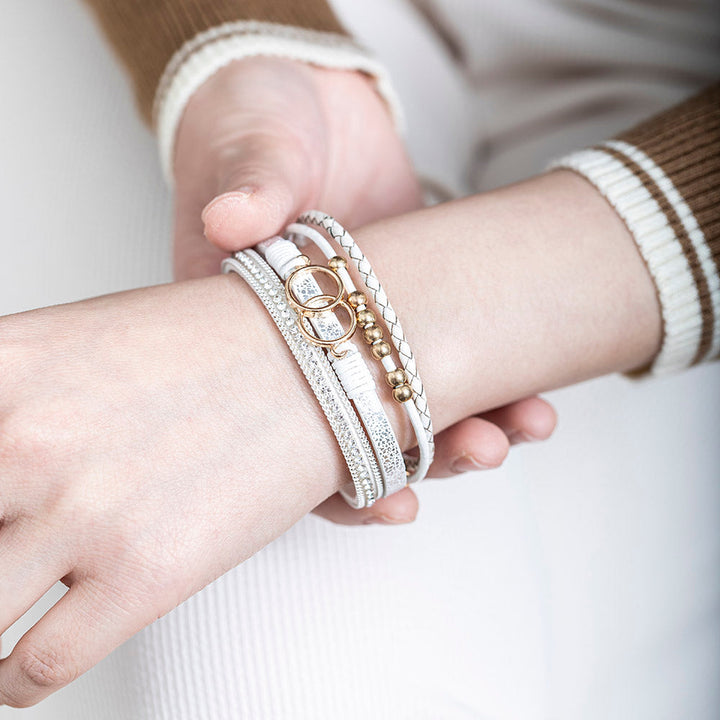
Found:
[285,265,345,315]
[297,299,358,358]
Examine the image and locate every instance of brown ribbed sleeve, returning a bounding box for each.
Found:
[82,0,349,123]
[555,82,720,372]
[613,84,720,364]
[618,83,720,290]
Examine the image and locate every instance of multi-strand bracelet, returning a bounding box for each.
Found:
[222,212,434,508]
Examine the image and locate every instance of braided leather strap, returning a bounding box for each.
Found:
[296,211,435,479]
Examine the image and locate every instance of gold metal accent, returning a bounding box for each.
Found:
[348,291,367,308]
[285,264,345,315]
[356,308,375,326]
[392,384,413,403]
[385,368,407,387]
[328,255,347,271]
[296,299,358,358]
[363,325,383,344]
[371,340,392,359]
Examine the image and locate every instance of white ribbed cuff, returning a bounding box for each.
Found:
[154,21,405,183]
[551,143,716,375]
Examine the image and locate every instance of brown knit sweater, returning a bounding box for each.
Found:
[83,0,348,124]
[82,0,719,373]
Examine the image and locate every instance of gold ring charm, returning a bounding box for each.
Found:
[297,299,358,358]
[285,265,345,315]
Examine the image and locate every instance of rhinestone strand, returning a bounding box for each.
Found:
[222,249,379,508]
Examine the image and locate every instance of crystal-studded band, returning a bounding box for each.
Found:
[222,249,380,508]
[260,238,407,498]
[288,217,434,485]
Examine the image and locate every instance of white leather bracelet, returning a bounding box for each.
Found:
[221,249,381,508]
[258,238,407,498]
[292,213,435,484]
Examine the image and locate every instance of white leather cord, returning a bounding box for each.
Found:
[286,223,419,490]
[221,249,380,509]
[259,238,407,498]
[293,213,435,484]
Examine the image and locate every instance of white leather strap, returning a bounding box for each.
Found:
[222,249,380,508]
[260,238,407,498]
[289,216,435,484]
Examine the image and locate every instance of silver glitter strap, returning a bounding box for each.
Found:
[222,249,380,508]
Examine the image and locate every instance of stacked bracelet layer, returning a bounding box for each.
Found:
[259,237,408,498]
[221,249,381,508]
[221,211,434,509]
[290,213,435,484]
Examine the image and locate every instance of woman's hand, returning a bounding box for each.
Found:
[0,277,551,708]
[0,170,660,707]
[173,56,423,280]
[172,57,557,525]
[0,276,358,707]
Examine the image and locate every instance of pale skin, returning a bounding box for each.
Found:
[0,60,662,707]
[173,57,559,525]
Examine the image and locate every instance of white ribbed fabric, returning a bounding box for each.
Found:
[605,140,720,363]
[154,20,405,181]
[550,144,716,375]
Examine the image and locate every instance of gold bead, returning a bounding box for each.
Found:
[348,291,367,308]
[371,340,392,359]
[392,384,413,403]
[385,368,407,387]
[363,325,383,344]
[328,255,347,271]
[297,255,311,267]
[356,308,375,326]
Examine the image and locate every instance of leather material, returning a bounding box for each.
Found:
[222,250,381,508]
[263,238,407,497]
[292,215,434,484]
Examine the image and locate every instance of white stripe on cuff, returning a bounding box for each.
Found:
[550,148,704,375]
[603,140,720,361]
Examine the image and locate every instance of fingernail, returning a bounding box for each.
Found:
[201,188,255,224]
[363,514,413,525]
[450,454,490,474]
[507,430,540,445]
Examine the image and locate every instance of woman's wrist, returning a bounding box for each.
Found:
[215,169,661,499]
[345,170,662,434]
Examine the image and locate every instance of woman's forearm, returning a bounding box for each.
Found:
[338,170,662,464]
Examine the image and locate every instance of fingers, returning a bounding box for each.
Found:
[481,396,557,445]
[200,133,319,253]
[314,396,558,524]
[0,523,71,638]
[428,416,511,479]
[313,487,419,526]
[428,396,557,479]
[0,580,138,708]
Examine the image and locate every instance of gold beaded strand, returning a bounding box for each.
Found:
[345,288,414,403]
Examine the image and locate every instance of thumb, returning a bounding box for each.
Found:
[200,134,321,253]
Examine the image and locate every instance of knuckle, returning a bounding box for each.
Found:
[16,645,76,691]
[0,409,45,464]
[0,404,82,497]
